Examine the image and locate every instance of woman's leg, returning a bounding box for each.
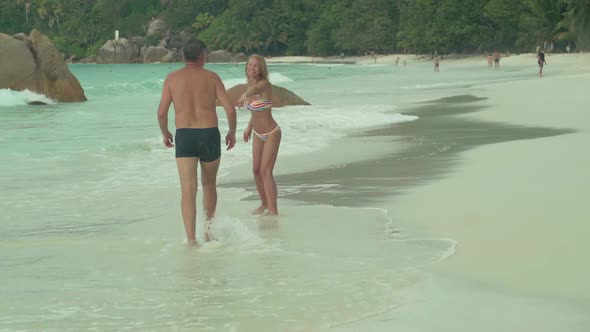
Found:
[252,135,267,214]
[259,129,282,215]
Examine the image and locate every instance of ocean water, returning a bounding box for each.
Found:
[0,60,570,331]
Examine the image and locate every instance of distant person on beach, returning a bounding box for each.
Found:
[487,54,493,68]
[395,57,399,66]
[433,55,440,72]
[493,50,501,69]
[237,55,282,215]
[157,38,237,244]
[566,44,571,53]
[537,50,547,77]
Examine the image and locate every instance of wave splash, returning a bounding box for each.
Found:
[0,89,55,106]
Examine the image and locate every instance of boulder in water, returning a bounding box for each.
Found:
[96,38,140,64]
[0,29,87,102]
[27,100,49,105]
[224,84,310,108]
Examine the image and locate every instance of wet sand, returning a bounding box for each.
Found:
[223,74,590,329]
[221,53,590,329]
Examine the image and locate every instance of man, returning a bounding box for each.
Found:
[157,38,237,244]
[433,55,440,72]
[493,50,501,69]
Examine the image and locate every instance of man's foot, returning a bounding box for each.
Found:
[252,205,267,215]
[204,222,213,242]
[265,209,278,216]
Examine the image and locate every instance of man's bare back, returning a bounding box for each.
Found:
[166,65,223,129]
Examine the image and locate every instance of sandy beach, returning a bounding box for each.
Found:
[266,51,590,68]
[395,63,590,300]
[259,52,590,329]
[3,51,590,330]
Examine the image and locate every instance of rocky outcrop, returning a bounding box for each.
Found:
[143,46,169,63]
[207,50,247,63]
[166,30,192,51]
[147,18,166,36]
[0,30,87,102]
[66,55,79,63]
[80,56,96,64]
[96,38,140,64]
[225,84,310,108]
[162,51,180,63]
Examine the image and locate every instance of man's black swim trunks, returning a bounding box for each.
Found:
[175,127,221,161]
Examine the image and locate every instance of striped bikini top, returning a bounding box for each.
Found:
[244,98,272,112]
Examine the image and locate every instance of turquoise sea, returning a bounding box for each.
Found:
[1,60,581,331]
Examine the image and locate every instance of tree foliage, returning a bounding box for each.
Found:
[0,0,588,58]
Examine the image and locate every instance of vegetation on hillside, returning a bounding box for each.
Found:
[1,0,588,58]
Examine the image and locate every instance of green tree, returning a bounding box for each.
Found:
[333,0,398,53]
[517,0,564,51]
[398,0,439,53]
[192,12,214,32]
[557,0,590,50]
[484,0,526,50]
[36,0,65,35]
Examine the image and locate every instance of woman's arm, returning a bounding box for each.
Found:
[243,80,270,98]
[243,115,253,142]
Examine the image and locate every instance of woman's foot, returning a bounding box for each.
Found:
[252,205,267,214]
[265,209,278,216]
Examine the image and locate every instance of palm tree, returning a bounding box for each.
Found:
[36,0,65,34]
[557,0,590,49]
[192,12,215,32]
[516,0,563,50]
[16,0,31,24]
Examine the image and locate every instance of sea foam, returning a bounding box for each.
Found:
[0,89,55,106]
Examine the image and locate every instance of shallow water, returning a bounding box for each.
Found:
[0,60,583,330]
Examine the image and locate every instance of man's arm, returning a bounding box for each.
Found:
[157,76,174,147]
[215,74,237,150]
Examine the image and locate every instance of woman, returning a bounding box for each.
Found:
[537,50,547,77]
[237,55,281,215]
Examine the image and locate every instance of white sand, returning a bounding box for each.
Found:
[267,52,590,69]
[265,52,590,329]
[266,53,590,302]
[388,53,590,301]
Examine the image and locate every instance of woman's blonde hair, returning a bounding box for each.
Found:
[246,54,269,82]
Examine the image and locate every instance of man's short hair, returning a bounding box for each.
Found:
[183,38,207,61]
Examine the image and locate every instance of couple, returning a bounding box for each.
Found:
[156,39,281,244]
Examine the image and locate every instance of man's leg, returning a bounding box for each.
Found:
[200,158,220,241]
[176,157,198,243]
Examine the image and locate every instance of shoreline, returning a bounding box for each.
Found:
[398,71,590,301]
[221,52,590,328]
[261,52,587,66]
[67,52,588,71]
